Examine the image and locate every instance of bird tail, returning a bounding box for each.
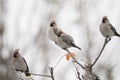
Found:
[25,72,31,77]
[116,33,120,37]
[75,46,81,50]
[73,44,81,50]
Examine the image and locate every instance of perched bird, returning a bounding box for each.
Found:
[13,49,30,77]
[56,30,81,51]
[100,16,120,38]
[47,20,61,44]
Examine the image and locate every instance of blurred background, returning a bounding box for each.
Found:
[0,0,120,80]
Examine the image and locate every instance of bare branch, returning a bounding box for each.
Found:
[77,71,81,80]
[53,54,65,69]
[65,49,86,70]
[73,62,82,80]
[49,67,55,80]
[78,38,111,80]
[91,38,111,68]
[9,68,51,78]
[29,73,51,78]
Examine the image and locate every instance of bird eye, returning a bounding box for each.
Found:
[13,52,18,58]
[104,18,107,20]
[102,18,107,23]
[50,23,55,27]
[13,54,17,57]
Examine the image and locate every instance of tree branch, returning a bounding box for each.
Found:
[53,54,65,69]
[49,67,55,80]
[73,62,82,80]
[91,38,111,68]
[10,68,52,78]
[77,71,81,80]
[29,72,51,78]
[65,49,86,70]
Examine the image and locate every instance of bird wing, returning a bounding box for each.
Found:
[61,33,75,45]
[22,57,29,72]
[109,23,118,35]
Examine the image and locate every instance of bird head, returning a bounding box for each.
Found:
[13,49,20,58]
[102,16,109,23]
[50,20,56,27]
[57,30,63,37]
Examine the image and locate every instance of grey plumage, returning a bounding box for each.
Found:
[13,49,30,77]
[100,16,120,38]
[48,20,81,50]
[56,30,81,50]
[48,20,60,44]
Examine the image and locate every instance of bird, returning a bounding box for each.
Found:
[56,30,81,51]
[100,16,120,39]
[47,20,61,44]
[12,49,30,77]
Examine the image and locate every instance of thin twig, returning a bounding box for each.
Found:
[91,38,111,68]
[9,68,51,78]
[73,62,82,80]
[49,67,55,80]
[53,54,65,69]
[77,71,81,80]
[65,49,86,70]
[10,67,55,80]
[29,73,51,78]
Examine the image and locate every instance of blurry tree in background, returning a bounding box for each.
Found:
[0,0,18,80]
[0,0,120,80]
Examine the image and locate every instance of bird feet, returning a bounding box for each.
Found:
[105,37,111,43]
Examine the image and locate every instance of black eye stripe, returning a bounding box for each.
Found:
[103,17,107,20]
[13,54,17,57]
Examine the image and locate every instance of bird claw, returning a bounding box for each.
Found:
[108,38,111,41]
[105,37,111,43]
